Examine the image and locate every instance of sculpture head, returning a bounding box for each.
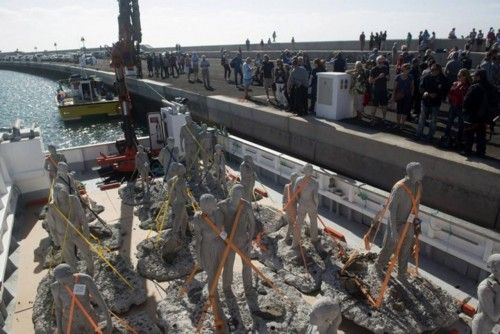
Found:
[48,145,57,155]
[302,164,314,176]
[53,263,74,285]
[290,172,299,184]
[406,162,424,184]
[229,184,244,204]
[167,137,175,149]
[215,144,223,153]
[309,297,341,329]
[243,155,253,165]
[200,194,217,215]
[201,123,208,132]
[487,253,500,281]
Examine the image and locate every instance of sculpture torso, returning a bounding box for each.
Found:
[294,176,318,208]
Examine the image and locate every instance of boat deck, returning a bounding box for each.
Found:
[8,164,477,333]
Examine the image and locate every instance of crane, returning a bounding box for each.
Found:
[96,0,143,175]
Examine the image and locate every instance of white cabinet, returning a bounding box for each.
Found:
[316,72,353,120]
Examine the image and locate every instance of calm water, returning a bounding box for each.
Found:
[0,69,145,149]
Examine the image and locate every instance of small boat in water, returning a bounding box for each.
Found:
[56,74,120,121]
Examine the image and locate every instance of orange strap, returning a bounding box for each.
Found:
[398,182,421,216]
[282,176,310,212]
[63,276,102,334]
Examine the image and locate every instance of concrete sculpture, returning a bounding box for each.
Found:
[306,297,342,334]
[43,145,67,184]
[192,194,227,324]
[283,172,299,247]
[472,253,500,334]
[218,184,255,294]
[180,114,201,181]
[135,145,150,194]
[50,264,112,334]
[375,162,423,278]
[240,155,255,202]
[294,164,319,244]
[213,144,226,190]
[167,163,190,240]
[54,162,78,196]
[157,137,179,180]
[199,123,213,168]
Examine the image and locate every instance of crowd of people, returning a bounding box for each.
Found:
[143,28,499,158]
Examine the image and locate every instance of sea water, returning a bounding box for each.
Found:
[0,69,146,149]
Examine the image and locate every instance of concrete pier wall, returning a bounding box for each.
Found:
[1,61,499,230]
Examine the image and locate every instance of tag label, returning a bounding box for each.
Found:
[219,231,227,240]
[73,283,86,296]
[408,213,416,223]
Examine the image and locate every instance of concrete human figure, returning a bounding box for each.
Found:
[283,172,299,246]
[51,264,112,334]
[240,155,255,202]
[135,145,150,195]
[305,297,342,334]
[49,184,94,275]
[54,162,78,196]
[192,194,227,328]
[199,124,213,168]
[180,114,201,181]
[167,163,190,240]
[294,164,319,244]
[158,137,179,181]
[43,145,67,184]
[471,253,500,334]
[218,184,255,294]
[375,162,423,278]
[213,144,226,190]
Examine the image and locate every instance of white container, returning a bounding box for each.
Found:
[315,72,353,120]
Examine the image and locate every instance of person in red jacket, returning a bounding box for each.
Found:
[444,68,472,147]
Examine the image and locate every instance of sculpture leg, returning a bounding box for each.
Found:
[308,208,318,243]
[61,240,78,273]
[397,230,414,278]
[241,243,253,292]
[471,313,495,334]
[376,227,395,269]
[74,236,94,276]
[206,264,224,328]
[285,209,296,242]
[294,207,306,249]
[222,251,235,293]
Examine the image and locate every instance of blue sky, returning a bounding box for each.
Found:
[0,0,498,52]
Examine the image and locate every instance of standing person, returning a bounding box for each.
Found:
[374,32,380,50]
[191,52,200,83]
[179,53,186,74]
[369,55,390,124]
[261,55,275,102]
[231,53,243,87]
[245,38,250,51]
[444,68,471,147]
[392,63,414,129]
[163,53,171,79]
[417,63,446,141]
[302,52,312,73]
[153,52,160,78]
[406,32,412,50]
[287,57,309,116]
[331,52,346,72]
[310,59,326,113]
[396,45,413,74]
[146,53,153,77]
[242,57,253,99]
[409,58,422,120]
[348,61,369,119]
[221,51,231,82]
[486,28,495,51]
[159,53,166,79]
[186,54,193,83]
[476,30,484,52]
[469,28,477,47]
[445,52,461,84]
[272,31,277,42]
[267,38,272,47]
[291,37,295,49]
[448,28,457,39]
[274,59,288,109]
[360,31,366,51]
[391,42,398,65]
[169,52,179,78]
[418,31,423,48]
[429,32,436,51]
[480,49,499,86]
[260,39,264,50]
[200,55,211,90]
[463,69,498,157]
[369,32,374,50]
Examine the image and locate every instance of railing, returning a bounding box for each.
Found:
[218,134,500,276]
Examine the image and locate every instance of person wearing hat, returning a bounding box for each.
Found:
[51,264,112,334]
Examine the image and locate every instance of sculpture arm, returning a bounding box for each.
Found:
[245,203,256,241]
[192,215,203,265]
[478,283,500,322]
[312,181,319,208]
[50,284,64,334]
[82,275,112,333]
[388,187,403,235]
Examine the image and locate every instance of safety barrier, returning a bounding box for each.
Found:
[218,134,500,280]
